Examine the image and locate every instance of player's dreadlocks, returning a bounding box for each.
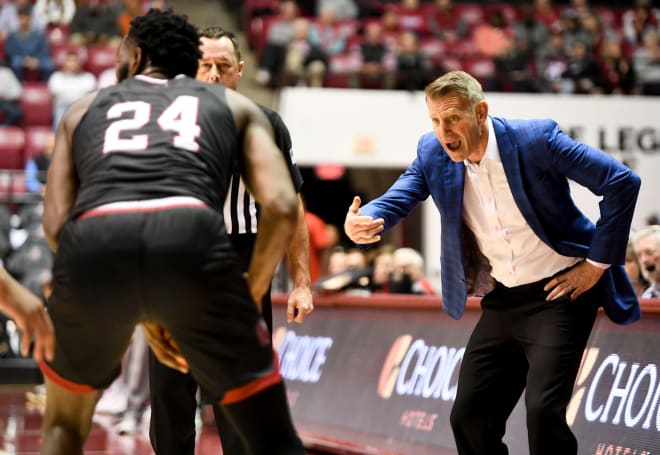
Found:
[127,9,201,78]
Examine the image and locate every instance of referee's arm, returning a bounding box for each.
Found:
[286,194,313,323]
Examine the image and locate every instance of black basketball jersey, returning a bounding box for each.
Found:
[70,75,238,218]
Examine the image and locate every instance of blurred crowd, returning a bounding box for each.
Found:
[1,0,172,130]
[240,0,660,94]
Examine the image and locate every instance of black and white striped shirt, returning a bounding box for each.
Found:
[223,105,303,235]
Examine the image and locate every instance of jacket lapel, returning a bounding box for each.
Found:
[493,118,550,247]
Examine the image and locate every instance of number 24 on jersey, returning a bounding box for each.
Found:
[103,96,201,154]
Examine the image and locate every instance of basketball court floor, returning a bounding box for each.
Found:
[0,384,224,455]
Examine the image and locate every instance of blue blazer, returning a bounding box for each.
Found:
[361,116,641,325]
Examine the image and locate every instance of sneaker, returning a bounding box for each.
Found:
[117,414,138,435]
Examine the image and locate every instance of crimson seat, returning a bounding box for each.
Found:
[0,126,26,170]
[85,45,117,78]
[23,126,53,162]
[19,83,53,127]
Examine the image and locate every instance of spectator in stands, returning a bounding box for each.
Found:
[563,0,593,21]
[533,0,561,31]
[393,30,432,91]
[68,0,120,47]
[25,131,53,194]
[369,244,394,293]
[632,29,660,95]
[345,247,367,270]
[117,0,141,37]
[350,20,394,89]
[390,247,434,295]
[326,245,347,275]
[310,7,348,58]
[622,0,660,47]
[426,0,468,45]
[558,9,588,52]
[0,58,22,125]
[493,36,538,93]
[472,8,513,59]
[633,225,660,298]
[625,238,649,297]
[255,0,299,87]
[47,50,96,128]
[560,39,602,94]
[283,17,326,87]
[0,0,40,39]
[31,0,75,31]
[386,0,425,36]
[380,9,404,40]
[599,37,636,95]
[512,4,549,61]
[4,5,55,80]
[316,0,357,21]
[536,27,569,92]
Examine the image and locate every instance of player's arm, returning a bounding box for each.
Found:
[43,92,97,251]
[226,90,298,306]
[286,195,313,323]
[0,267,54,363]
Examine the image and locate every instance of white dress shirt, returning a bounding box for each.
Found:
[462,117,580,287]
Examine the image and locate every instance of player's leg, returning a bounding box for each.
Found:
[148,350,200,455]
[220,374,303,455]
[39,214,142,454]
[40,377,103,455]
[142,208,304,454]
[210,290,272,455]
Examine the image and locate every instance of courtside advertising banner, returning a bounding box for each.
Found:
[272,299,660,455]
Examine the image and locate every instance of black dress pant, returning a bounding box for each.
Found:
[450,275,599,455]
[149,233,274,455]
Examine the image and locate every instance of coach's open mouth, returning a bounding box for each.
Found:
[446,140,461,151]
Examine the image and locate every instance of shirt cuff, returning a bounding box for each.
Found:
[587,259,610,270]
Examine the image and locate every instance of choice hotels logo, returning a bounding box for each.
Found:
[378,335,463,401]
[273,327,333,384]
[567,347,601,426]
[378,335,413,399]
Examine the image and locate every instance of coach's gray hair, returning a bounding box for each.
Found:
[424,70,484,109]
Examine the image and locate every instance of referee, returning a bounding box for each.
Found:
[146,27,313,455]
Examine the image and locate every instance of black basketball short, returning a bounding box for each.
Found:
[40,197,280,404]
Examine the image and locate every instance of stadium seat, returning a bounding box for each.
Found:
[51,42,87,70]
[23,126,53,161]
[0,126,25,170]
[19,83,53,127]
[461,57,496,86]
[85,44,117,78]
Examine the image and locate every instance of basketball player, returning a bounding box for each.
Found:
[147,27,313,455]
[39,9,305,455]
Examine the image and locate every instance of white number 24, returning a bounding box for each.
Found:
[103,96,201,153]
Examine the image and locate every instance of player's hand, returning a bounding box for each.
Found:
[344,196,384,244]
[544,261,604,302]
[287,285,313,323]
[140,322,189,374]
[0,270,54,363]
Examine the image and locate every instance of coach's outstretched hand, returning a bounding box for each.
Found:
[344,196,384,245]
[141,322,189,374]
[0,268,54,363]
